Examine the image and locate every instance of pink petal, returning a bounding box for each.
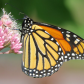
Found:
[14,49,19,53]
[6,21,12,25]
[0,21,2,26]
[4,28,8,33]
[0,46,4,48]
[0,30,4,37]
[0,36,4,41]
[3,15,9,19]
[17,51,23,54]
[0,42,4,46]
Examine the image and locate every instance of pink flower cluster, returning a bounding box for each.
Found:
[0,9,22,54]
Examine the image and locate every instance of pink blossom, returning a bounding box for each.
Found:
[0,9,22,54]
[0,28,5,48]
[10,34,22,54]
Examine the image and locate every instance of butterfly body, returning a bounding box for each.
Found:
[21,16,84,78]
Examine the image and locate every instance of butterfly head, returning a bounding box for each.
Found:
[22,16,33,29]
[21,16,34,36]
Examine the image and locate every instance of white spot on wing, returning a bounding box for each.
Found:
[66,34,70,37]
[67,53,70,56]
[55,68,57,71]
[59,48,61,51]
[65,56,67,58]
[62,32,64,33]
[36,75,38,77]
[30,29,33,32]
[31,21,33,24]
[56,42,59,45]
[76,38,80,42]
[61,52,64,55]
[45,31,49,34]
[66,31,70,33]
[73,34,77,37]
[29,33,31,35]
[51,38,54,40]
[25,24,26,27]
[36,71,38,73]
[58,27,61,29]
[72,53,75,56]
[24,20,26,23]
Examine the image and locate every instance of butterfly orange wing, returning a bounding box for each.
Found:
[36,22,84,61]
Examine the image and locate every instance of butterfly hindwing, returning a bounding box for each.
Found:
[22,24,64,78]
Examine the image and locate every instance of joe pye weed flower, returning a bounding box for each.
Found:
[0,8,22,54]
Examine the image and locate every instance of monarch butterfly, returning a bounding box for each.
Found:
[21,15,84,78]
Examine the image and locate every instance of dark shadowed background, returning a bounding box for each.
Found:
[0,0,84,84]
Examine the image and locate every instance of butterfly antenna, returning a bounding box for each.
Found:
[5,3,27,16]
[9,28,22,32]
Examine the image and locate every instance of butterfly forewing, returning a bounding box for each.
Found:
[35,22,84,61]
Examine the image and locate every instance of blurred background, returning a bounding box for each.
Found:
[0,0,84,84]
